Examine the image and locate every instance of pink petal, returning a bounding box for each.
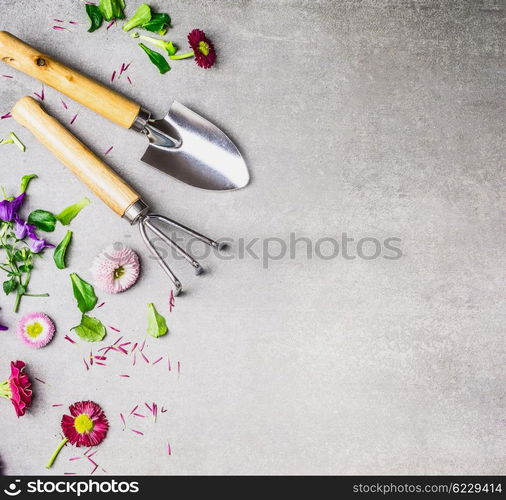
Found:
[119,374,130,378]
[34,377,46,384]
[1,75,13,79]
[127,76,133,85]
[130,405,138,415]
[106,20,115,30]
[69,21,79,25]
[97,301,105,308]
[167,442,171,456]
[83,358,89,370]
[111,71,116,83]
[131,429,144,436]
[69,457,82,461]
[120,413,126,428]
[152,356,163,365]
[64,335,76,344]
[140,352,149,364]
[133,413,145,418]
[52,404,64,407]
[64,472,78,475]
[1,112,12,119]
[104,146,113,155]
[60,98,68,109]
[177,361,181,374]
[70,113,78,125]
[167,357,171,371]
[53,19,64,23]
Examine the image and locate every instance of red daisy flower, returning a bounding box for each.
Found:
[0,361,32,417]
[188,29,216,69]
[61,400,109,446]
[47,401,109,468]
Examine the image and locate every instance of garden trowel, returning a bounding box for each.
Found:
[0,31,249,190]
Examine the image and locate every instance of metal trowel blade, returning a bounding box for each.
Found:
[141,101,250,191]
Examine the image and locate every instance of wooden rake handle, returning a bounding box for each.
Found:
[12,97,141,218]
[0,31,141,129]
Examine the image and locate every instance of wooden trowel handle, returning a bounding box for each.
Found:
[0,31,141,129]
[12,97,141,218]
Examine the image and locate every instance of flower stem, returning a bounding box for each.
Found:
[23,293,49,297]
[169,51,194,60]
[13,293,22,313]
[46,437,68,468]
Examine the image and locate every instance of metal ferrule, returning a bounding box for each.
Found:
[130,107,151,132]
[123,199,150,225]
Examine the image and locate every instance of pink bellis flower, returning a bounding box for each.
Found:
[46,400,109,468]
[0,361,33,417]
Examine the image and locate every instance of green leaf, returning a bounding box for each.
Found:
[20,174,37,194]
[18,264,33,273]
[27,209,57,232]
[72,314,106,342]
[147,302,168,338]
[138,43,171,74]
[56,197,90,225]
[86,4,103,32]
[70,273,98,313]
[123,3,151,31]
[53,231,73,270]
[98,0,125,21]
[142,13,170,35]
[3,278,17,295]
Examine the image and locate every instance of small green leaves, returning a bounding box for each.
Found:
[70,273,98,313]
[123,3,151,31]
[56,198,90,226]
[54,231,73,269]
[27,209,57,232]
[98,0,125,21]
[72,314,106,342]
[1,132,26,152]
[3,278,17,295]
[86,4,104,32]
[142,13,171,35]
[147,303,168,338]
[19,174,37,194]
[139,43,171,74]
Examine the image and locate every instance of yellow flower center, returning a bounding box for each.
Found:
[27,322,43,338]
[198,41,210,56]
[114,266,125,279]
[74,413,94,434]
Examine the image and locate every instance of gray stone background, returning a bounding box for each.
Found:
[0,0,504,475]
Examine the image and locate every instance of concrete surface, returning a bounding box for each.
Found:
[0,0,504,475]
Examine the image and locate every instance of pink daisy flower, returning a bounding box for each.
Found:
[47,401,109,468]
[0,361,32,417]
[91,244,140,293]
[16,312,55,348]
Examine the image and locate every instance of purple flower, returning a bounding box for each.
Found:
[13,216,35,240]
[27,231,54,254]
[0,193,25,222]
[0,324,7,331]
